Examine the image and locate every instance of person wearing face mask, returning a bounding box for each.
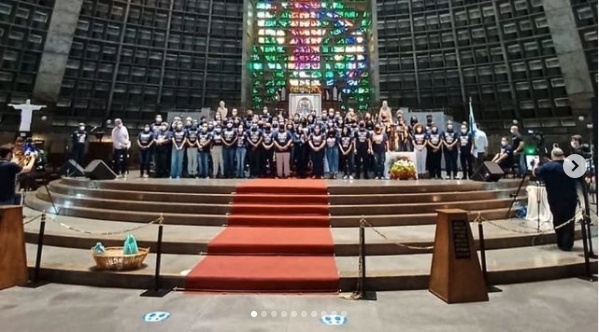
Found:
[492,136,514,171]
[354,121,372,179]
[222,121,238,179]
[371,124,389,180]
[458,124,474,180]
[325,127,340,179]
[211,124,224,178]
[296,124,311,178]
[261,107,271,123]
[273,123,293,179]
[197,124,212,179]
[412,123,427,177]
[261,124,275,177]
[151,115,163,134]
[442,122,459,179]
[184,117,193,130]
[137,124,154,178]
[70,123,88,166]
[339,126,355,180]
[246,124,263,178]
[186,124,199,177]
[288,123,300,174]
[154,123,171,178]
[427,124,443,180]
[235,125,247,178]
[309,125,326,179]
[111,118,131,178]
[510,125,525,177]
[169,121,187,179]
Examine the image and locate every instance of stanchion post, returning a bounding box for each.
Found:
[477,221,502,292]
[357,219,376,301]
[577,218,597,282]
[141,214,171,297]
[33,211,46,283]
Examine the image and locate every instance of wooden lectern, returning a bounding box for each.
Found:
[0,206,28,290]
[429,209,488,303]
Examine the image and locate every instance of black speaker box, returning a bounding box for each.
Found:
[472,161,504,182]
[60,159,85,177]
[84,159,117,180]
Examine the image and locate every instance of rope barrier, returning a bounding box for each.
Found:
[23,214,42,225]
[40,213,164,236]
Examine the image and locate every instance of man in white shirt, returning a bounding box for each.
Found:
[111,118,131,178]
[473,123,488,171]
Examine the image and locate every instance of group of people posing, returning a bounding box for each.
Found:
[112,107,490,180]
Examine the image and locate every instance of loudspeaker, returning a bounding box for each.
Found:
[60,159,85,177]
[472,161,504,182]
[84,159,117,180]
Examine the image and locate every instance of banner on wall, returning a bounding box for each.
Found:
[289,94,321,118]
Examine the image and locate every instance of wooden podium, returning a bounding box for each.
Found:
[429,209,488,303]
[0,206,28,290]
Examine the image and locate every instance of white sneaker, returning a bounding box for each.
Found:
[375,176,380,180]
[342,175,348,180]
[349,175,354,180]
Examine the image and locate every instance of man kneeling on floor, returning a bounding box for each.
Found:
[533,148,577,251]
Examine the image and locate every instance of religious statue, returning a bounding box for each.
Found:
[395,110,410,151]
[379,100,392,125]
[8,99,46,132]
[217,100,228,120]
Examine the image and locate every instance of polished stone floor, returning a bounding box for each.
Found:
[0,279,596,332]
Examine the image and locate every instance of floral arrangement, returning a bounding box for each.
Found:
[390,157,417,180]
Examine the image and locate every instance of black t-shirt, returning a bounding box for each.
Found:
[187,129,198,145]
[427,133,441,146]
[198,132,212,152]
[0,161,23,201]
[273,130,292,151]
[212,129,223,145]
[371,133,388,154]
[458,133,472,151]
[247,129,262,145]
[413,133,427,146]
[310,133,325,148]
[534,160,578,209]
[512,134,523,154]
[442,131,458,145]
[138,131,154,146]
[71,131,87,145]
[340,135,353,149]
[222,128,237,145]
[498,144,514,169]
[354,129,370,150]
[171,129,186,146]
[237,131,247,148]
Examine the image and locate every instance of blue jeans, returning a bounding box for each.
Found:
[198,151,210,178]
[518,153,526,177]
[170,148,184,178]
[223,147,236,178]
[373,151,386,178]
[235,147,247,178]
[326,146,339,175]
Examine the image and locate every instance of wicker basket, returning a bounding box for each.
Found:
[92,247,149,271]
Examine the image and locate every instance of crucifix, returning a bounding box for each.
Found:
[8,99,46,132]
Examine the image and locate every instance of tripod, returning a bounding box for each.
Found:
[505,171,529,220]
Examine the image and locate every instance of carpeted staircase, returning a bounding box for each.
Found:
[185,179,339,293]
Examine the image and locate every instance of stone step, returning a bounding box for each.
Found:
[25,194,518,227]
[22,210,580,256]
[25,240,597,291]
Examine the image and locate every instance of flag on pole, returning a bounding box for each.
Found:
[468,97,477,135]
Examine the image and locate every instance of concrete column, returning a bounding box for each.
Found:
[542,0,595,117]
[32,0,84,103]
[368,0,380,103]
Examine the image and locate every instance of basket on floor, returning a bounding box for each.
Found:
[92,247,149,271]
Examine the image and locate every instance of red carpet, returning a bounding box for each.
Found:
[186,179,339,293]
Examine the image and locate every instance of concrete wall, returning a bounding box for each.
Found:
[542,0,595,116]
[32,0,84,103]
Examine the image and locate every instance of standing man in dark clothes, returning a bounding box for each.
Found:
[222,121,238,179]
[511,125,525,177]
[70,123,88,166]
[0,144,36,206]
[153,122,171,178]
[137,124,154,178]
[533,148,578,251]
[246,124,263,178]
[354,121,372,179]
[442,121,459,179]
[426,124,443,180]
[458,124,474,180]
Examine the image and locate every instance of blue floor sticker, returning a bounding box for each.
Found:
[143,311,171,322]
[320,314,347,326]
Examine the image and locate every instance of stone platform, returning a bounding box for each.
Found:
[22,177,597,291]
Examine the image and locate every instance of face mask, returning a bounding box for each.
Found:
[117,123,123,128]
[461,128,467,134]
[79,126,85,131]
[208,125,214,131]
[186,121,192,126]
[279,125,285,131]
[359,123,365,128]
[144,127,150,132]
[155,118,162,123]
[176,125,183,130]
[447,125,453,131]
[251,126,258,131]
[202,127,208,133]
[501,140,508,146]
[227,124,233,129]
